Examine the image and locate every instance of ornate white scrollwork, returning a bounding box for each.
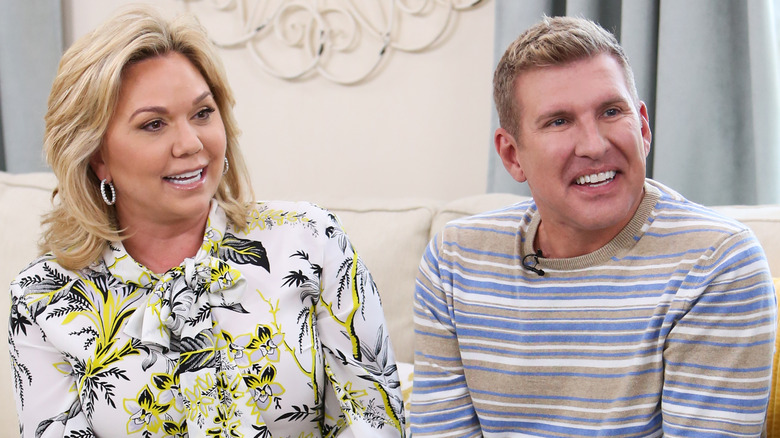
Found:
[181,0,487,84]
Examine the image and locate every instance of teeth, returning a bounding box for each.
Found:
[165,169,202,185]
[576,170,616,186]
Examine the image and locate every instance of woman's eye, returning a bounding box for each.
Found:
[195,107,216,120]
[142,120,163,131]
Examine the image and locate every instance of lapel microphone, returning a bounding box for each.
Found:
[522,249,546,276]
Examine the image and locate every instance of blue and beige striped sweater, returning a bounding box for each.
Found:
[412,179,776,437]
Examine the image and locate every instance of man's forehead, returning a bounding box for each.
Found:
[513,55,635,113]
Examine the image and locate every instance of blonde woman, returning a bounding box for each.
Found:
[8,6,404,437]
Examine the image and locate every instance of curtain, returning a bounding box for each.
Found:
[0,1,62,172]
[487,0,780,206]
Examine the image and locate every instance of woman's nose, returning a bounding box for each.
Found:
[171,122,204,157]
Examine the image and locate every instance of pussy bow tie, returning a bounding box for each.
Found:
[124,252,245,351]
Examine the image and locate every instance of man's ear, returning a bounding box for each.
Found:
[494,127,527,183]
[639,101,652,157]
[89,148,110,182]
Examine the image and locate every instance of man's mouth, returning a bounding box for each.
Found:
[575,170,616,187]
[164,168,204,185]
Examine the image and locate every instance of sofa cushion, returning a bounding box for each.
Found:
[321,198,441,364]
[0,172,57,289]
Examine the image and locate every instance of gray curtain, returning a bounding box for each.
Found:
[487,0,780,206]
[0,1,62,173]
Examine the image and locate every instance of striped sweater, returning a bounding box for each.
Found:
[411,180,776,437]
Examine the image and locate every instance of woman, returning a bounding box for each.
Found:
[8,6,405,437]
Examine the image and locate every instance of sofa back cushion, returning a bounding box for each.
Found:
[0,172,57,289]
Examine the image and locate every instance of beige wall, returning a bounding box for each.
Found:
[62,0,495,202]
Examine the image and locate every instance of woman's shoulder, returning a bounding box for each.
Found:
[9,254,82,297]
[239,200,341,235]
[253,199,335,216]
[14,254,63,277]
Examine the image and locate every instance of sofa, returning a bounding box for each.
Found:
[1,170,779,436]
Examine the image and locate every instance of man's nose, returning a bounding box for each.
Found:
[574,119,609,159]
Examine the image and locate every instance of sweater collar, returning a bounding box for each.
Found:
[522,181,661,271]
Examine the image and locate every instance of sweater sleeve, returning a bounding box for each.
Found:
[661,230,776,436]
[411,233,482,438]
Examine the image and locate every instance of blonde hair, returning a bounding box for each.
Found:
[41,6,255,270]
[493,16,639,137]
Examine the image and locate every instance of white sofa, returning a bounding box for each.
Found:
[1,170,779,437]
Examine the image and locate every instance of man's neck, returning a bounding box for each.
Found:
[534,193,646,259]
[534,220,626,259]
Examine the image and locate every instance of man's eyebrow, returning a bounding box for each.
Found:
[600,96,632,108]
[534,109,571,125]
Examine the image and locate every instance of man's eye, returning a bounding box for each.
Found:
[604,108,619,117]
[550,118,566,127]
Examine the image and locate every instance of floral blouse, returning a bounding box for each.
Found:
[8,200,405,437]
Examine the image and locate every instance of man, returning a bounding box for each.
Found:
[411,16,776,437]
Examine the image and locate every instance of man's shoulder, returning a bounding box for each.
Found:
[444,199,535,228]
[648,180,752,244]
[435,200,535,250]
[647,179,750,233]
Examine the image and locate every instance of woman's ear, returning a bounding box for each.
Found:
[494,127,527,183]
[89,148,110,182]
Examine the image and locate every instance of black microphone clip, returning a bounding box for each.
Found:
[522,249,545,276]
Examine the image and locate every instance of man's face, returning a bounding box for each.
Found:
[496,53,652,255]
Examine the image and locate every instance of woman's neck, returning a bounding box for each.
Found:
[119,214,209,274]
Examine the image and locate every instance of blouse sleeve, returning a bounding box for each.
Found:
[313,212,406,437]
[8,274,94,437]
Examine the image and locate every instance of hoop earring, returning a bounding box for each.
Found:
[223,157,229,176]
[100,179,116,206]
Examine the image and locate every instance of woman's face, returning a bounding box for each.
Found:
[92,52,227,230]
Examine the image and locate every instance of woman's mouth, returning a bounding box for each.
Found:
[164,168,204,185]
[575,170,616,187]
